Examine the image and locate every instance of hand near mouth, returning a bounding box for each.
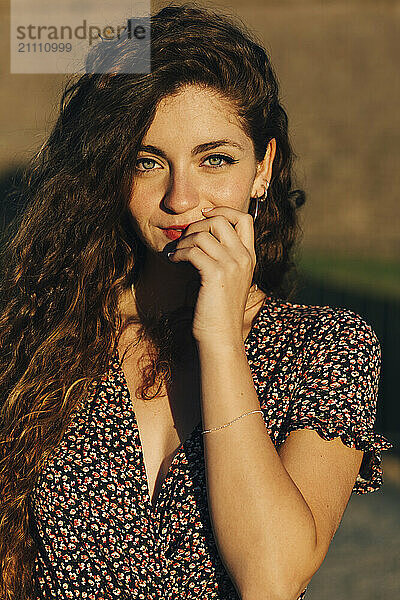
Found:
[166,206,256,344]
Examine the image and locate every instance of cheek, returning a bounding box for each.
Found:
[127,198,160,243]
[128,192,151,223]
[212,179,252,207]
[127,202,147,238]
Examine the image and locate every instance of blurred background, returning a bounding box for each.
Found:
[1,0,399,597]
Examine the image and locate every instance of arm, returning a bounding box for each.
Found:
[197,336,364,600]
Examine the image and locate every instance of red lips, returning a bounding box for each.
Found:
[163,229,185,241]
[162,224,191,229]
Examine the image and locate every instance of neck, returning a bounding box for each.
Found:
[136,248,201,315]
[118,247,261,331]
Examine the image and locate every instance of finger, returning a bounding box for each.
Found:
[168,245,218,279]
[183,209,249,249]
[170,230,234,264]
[200,206,256,262]
[182,216,241,250]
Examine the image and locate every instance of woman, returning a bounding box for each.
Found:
[0,3,393,599]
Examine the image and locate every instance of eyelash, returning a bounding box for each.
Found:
[134,153,239,174]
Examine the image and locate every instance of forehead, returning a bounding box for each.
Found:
[143,85,250,146]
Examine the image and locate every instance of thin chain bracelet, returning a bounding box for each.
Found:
[201,410,263,434]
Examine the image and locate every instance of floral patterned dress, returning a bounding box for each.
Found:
[29,295,394,599]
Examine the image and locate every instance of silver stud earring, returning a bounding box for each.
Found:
[253,181,269,222]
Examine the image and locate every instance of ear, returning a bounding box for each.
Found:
[251,138,276,197]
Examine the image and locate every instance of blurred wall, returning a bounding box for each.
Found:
[1,0,399,259]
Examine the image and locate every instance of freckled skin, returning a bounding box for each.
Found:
[122,84,275,319]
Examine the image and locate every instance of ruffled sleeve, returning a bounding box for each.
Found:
[282,308,394,494]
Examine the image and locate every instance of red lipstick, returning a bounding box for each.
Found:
[163,229,185,241]
[161,223,191,241]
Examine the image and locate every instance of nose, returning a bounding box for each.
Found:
[162,171,200,216]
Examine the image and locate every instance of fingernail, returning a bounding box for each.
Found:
[167,251,175,259]
[201,207,213,213]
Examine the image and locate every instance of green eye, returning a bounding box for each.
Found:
[134,158,161,172]
[134,153,239,175]
[203,154,239,168]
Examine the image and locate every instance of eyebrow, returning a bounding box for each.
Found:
[138,139,245,158]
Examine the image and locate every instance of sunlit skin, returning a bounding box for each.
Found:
[112,88,369,600]
[119,85,276,337]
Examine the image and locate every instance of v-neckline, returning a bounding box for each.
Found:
[114,350,203,514]
[112,295,272,515]
[144,423,202,511]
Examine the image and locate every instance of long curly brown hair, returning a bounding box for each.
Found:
[0,2,306,597]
